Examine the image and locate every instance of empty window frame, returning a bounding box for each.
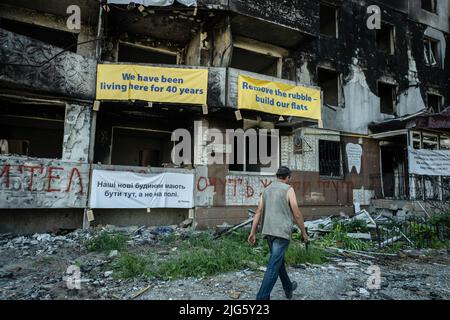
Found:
[230,38,286,78]
[424,37,440,67]
[110,127,173,167]
[320,4,338,38]
[228,129,279,173]
[421,0,437,13]
[376,23,395,54]
[427,92,443,113]
[318,68,341,107]
[0,18,78,52]
[118,42,178,64]
[0,103,65,158]
[378,82,396,115]
[319,140,342,178]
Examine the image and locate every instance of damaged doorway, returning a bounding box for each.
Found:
[380,138,408,199]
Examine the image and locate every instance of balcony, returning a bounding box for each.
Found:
[0,28,97,101]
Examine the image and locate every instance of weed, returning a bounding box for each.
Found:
[316,223,370,251]
[112,253,154,279]
[85,232,129,252]
[285,244,329,265]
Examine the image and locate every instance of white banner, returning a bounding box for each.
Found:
[108,0,197,7]
[90,170,194,209]
[408,147,450,176]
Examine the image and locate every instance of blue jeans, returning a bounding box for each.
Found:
[256,236,293,300]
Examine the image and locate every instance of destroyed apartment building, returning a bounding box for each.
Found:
[0,0,449,234]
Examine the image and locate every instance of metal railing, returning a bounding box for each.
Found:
[375,215,450,249]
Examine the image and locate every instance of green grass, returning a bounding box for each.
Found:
[85,232,129,252]
[111,230,329,280]
[112,253,154,279]
[314,223,371,251]
[285,245,329,265]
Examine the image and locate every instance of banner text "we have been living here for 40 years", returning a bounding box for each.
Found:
[96,64,208,105]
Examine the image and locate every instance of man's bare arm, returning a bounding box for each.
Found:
[287,188,308,241]
[248,195,263,245]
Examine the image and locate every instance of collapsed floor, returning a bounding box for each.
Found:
[0,221,449,300]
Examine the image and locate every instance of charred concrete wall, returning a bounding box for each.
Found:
[294,0,449,134]
[0,28,96,100]
[408,0,449,33]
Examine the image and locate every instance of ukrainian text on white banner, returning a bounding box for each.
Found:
[408,147,450,176]
[89,170,194,209]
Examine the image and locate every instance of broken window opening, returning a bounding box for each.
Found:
[0,18,78,52]
[318,68,341,107]
[320,4,338,38]
[230,47,280,77]
[427,92,443,113]
[378,82,396,115]
[424,37,440,67]
[0,102,65,158]
[111,127,173,167]
[228,129,279,173]
[421,0,437,13]
[118,42,178,65]
[319,140,342,178]
[376,23,395,54]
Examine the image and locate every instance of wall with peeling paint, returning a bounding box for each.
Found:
[0,157,89,208]
[62,104,92,163]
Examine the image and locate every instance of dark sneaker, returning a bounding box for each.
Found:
[286,281,297,299]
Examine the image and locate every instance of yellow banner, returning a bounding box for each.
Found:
[96,64,208,105]
[238,75,322,120]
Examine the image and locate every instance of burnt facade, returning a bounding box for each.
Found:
[0,0,449,234]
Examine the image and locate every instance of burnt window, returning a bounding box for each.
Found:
[0,102,65,158]
[424,37,440,67]
[378,82,396,115]
[230,47,279,77]
[376,23,395,54]
[318,68,341,107]
[228,129,279,173]
[118,42,178,64]
[0,18,78,52]
[421,0,437,13]
[320,4,338,38]
[427,93,443,113]
[110,128,173,167]
[319,140,342,178]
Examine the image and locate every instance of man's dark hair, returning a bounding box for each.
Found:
[276,166,291,179]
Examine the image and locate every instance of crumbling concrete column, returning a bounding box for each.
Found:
[62,104,92,163]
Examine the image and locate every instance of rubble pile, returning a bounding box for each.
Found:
[0,222,196,300]
[0,214,448,300]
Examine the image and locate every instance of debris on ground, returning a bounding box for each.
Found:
[0,210,448,300]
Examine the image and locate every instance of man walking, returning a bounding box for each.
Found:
[248,166,308,300]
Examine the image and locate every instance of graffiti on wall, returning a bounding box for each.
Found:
[0,157,89,208]
[195,173,373,206]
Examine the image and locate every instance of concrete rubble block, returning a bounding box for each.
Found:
[104,271,114,278]
[337,262,360,268]
[359,288,370,297]
[179,218,193,228]
[36,234,52,242]
[108,250,119,259]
